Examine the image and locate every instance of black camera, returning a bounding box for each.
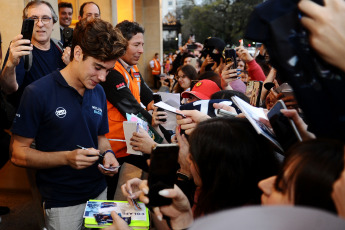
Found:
[62,27,73,48]
[200,37,226,67]
[187,44,198,51]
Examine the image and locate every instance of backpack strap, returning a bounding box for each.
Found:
[51,38,64,53]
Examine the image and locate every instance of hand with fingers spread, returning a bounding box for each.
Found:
[66,147,100,170]
[298,0,345,72]
[176,110,210,135]
[152,106,168,127]
[130,127,156,154]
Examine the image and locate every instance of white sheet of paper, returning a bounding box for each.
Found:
[158,92,180,108]
[154,101,186,117]
[231,96,282,151]
[156,92,181,131]
[123,121,142,155]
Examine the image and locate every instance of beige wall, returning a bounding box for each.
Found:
[0,0,162,90]
[0,1,27,62]
[136,0,162,87]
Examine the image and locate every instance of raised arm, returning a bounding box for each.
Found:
[0,34,32,94]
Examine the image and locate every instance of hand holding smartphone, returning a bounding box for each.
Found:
[153,94,167,122]
[267,100,302,152]
[21,19,34,71]
[223,47,237,69]
[148,144,179,207]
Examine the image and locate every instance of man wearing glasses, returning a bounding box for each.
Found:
[0,1,65,108]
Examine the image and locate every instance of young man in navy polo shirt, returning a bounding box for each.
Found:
[10,18,127,230]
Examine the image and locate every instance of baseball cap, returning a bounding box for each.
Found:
[182,79,221,100]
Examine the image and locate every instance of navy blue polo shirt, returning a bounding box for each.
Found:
[11,70,109,208]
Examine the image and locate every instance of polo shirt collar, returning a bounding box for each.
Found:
[53,70,70,87]
[119,58,134,73]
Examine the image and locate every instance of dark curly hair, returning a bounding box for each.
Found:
[70,18,127,62]
[115,20,145,41]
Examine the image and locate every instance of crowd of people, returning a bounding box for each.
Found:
[1,0,345,230]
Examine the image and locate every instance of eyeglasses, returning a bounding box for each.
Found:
[176,75,188,80]
[29,16,52,24]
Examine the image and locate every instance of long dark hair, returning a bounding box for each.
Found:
[275,139,344,213]
[174,65,198,94]
[189,117,280,217]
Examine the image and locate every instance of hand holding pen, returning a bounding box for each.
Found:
[76,145,120,174]
[65,145,100,170]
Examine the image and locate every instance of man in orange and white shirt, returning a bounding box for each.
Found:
[150,52,161,89]
[100,20,154,199]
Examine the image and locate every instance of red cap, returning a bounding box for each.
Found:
[182,79,220,100]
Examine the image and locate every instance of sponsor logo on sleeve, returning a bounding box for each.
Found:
[116,82,126,90]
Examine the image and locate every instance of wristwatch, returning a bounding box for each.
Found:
[103,149,116,158]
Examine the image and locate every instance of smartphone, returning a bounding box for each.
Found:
[148,144,179,207]
[21,19,34,45]
[223,47,237,69]
[275,82,295,98]
[187,44,198,50]
[153,94,167,122]
[267,100,302,152]
[246,81,263,107]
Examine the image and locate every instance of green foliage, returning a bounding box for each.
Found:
[180,0,262,46]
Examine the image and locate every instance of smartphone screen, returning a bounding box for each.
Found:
[267,100,302,152]
[223,48,237,69]
[148,144,179,207]
[21,19,34,45]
